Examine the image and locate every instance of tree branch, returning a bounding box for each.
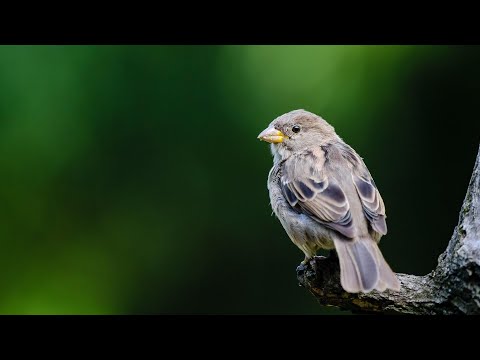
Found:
[296,144,480,314]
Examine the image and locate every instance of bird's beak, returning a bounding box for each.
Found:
[257,126,287,144]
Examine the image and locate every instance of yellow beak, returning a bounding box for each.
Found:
[257,126,287,144]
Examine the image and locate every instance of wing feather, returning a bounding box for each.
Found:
[352,168,387,236]
[281,149,355,238]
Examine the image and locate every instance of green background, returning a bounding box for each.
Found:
[0,45,478,314]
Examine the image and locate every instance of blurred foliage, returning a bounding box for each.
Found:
[0,45,478,314]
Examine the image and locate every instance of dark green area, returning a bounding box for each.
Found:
[0,45,478,314]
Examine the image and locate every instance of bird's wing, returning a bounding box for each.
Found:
[281,149,355,238]
[351,160,387,235]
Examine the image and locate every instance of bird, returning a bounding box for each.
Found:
[258,109,400,293]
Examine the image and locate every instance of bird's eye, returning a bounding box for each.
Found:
[292,125,301,133]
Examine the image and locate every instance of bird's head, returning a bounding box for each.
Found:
[257,109,338,161]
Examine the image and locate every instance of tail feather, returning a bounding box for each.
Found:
[373,246,401,292]
[346,241,379,292]
[333,237,401,293]
[339,245,362,292]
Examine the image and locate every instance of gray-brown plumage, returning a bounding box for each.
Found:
[258,109,400,293]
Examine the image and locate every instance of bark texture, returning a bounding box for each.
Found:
[296,145,480,314]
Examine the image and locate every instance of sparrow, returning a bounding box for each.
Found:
[258,109,400,293]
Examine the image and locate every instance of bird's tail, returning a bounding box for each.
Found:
[333,236,401,293]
